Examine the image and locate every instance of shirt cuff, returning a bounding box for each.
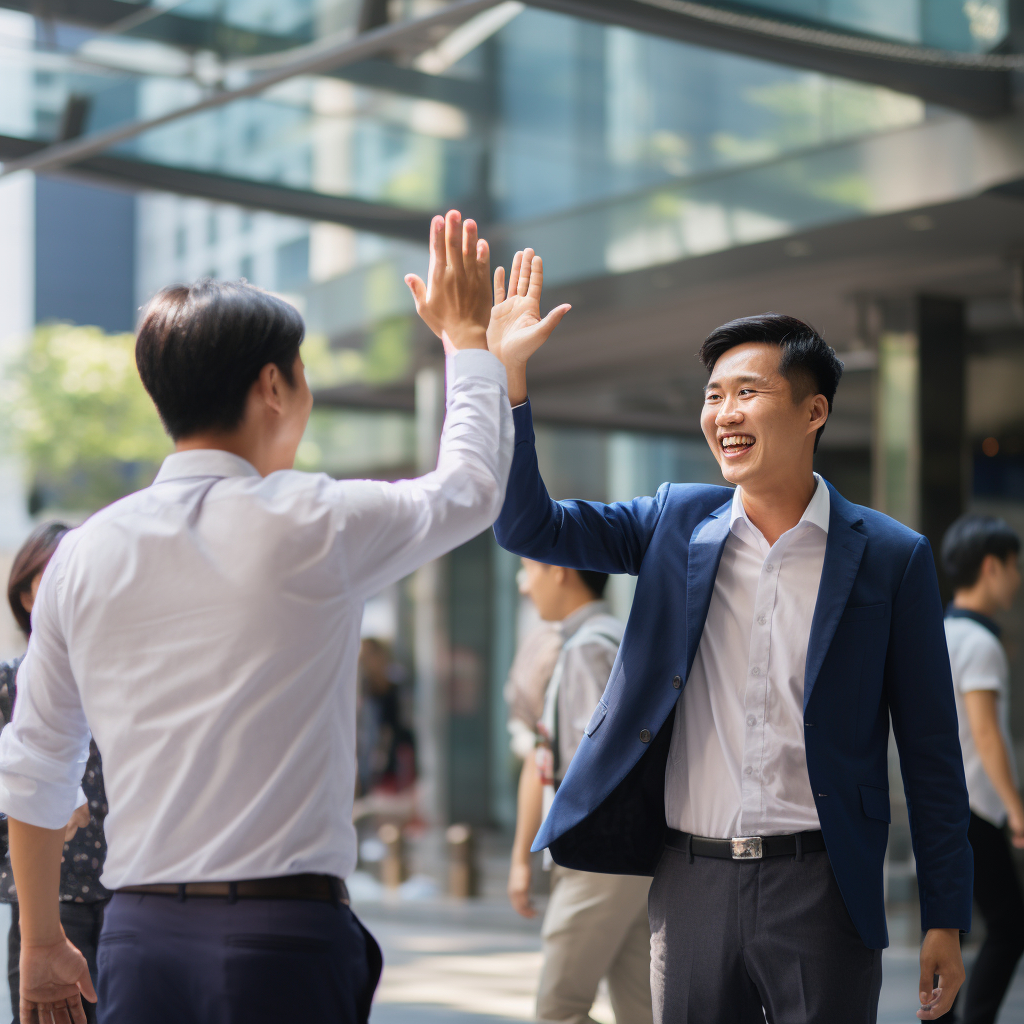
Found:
[0,771,84,831]
[959,676,1002,693]
[449,349,508,394]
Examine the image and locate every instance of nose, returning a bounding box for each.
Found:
[715,395,743,426]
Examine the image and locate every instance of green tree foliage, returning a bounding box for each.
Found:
[1,324,171,513]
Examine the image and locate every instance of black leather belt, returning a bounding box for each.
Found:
[666,828,826,860]
[118,873,349,904]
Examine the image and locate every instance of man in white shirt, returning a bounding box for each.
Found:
[0,211,533,1024]
[492,306,972,1023]
[940,514,1024,1024]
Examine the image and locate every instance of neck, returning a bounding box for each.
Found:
[953,589,1000,619]
[176,432,266,475]
[558,593,598,622]
[739,468,817,547]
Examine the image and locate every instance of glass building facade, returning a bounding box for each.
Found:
[2,0,1024,939]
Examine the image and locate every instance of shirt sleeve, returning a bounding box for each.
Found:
[325,349,513,600]
[558,640,618,770]
[957,632,1008,694]
[0,553,92,829]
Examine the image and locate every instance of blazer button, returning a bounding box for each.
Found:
[672,675,682,689]
[639,729,652,743]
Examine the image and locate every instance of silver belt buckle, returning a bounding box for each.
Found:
[730,836,763,860]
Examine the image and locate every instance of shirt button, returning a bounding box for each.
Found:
[747,715,756,727]
[639,729,651,743]
[758,615,766,625]
[672,675,682,689]
[751,666,760,676]
[744,765,753,775]
[766,563,774,573]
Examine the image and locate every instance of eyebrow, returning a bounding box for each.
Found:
[705,374,767,392]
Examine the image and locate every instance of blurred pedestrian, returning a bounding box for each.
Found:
[356,639,414,795]
[508,559,652,1024]
[939,514,1024,1024]
[2,522,110,1024]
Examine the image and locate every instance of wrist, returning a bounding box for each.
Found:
[445,325,488,351]
[21,925,65,948]
[506,363,528,406]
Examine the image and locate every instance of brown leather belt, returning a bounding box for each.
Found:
[118,873,349,904]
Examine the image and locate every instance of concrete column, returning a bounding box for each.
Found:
[414,366,449,827]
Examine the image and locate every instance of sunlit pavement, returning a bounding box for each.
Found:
[358,896,1024,1024]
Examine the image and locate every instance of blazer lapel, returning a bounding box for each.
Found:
[685,500,733,680]
[803,484,867,711]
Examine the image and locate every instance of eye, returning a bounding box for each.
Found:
[704,391,721,402]
[738,388,756,396]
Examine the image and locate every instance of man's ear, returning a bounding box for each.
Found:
[808,393,829,433]
[255,363,286,414]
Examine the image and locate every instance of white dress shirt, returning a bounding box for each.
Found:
[0,348,512,889]
[665,475,830,838]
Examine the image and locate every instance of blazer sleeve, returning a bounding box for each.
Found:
[885,535,973,933]
[493,401,667,575]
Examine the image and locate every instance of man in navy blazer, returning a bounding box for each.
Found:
[488,284,971,1024]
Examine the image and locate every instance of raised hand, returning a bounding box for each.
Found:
[487,248,570,405]
[20,935,97,1024]
[405,210,491,353]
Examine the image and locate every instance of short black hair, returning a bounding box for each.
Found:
[136,279,305,440]
[697,313,844,453]
[941,514,1021,591]
[577,570,609,599]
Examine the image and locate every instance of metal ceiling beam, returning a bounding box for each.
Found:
[0,0,501,179]
[531,0,1017,116]
[0,134,432,238]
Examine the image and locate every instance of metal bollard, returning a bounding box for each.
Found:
[446,823,477,899]
[378,822,407,890]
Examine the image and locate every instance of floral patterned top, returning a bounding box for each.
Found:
[0,657,110,904]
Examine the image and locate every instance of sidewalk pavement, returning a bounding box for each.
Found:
[358,893,1024,1024]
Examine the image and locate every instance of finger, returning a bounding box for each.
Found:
[507,251,524,297]
[462,218,479,271]
[526,255,544,303]
[427,215,445,293]
[476,238,491,295]
[517,247,535,297]
[78,967,97,1004]
[532,303,571,343]
[444,209,464,275]
[68,994,87,1024]
[494,266,505,304]
[404,274,427,309]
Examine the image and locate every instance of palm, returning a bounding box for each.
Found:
[21,938,95,1022]
[487,249,570,369]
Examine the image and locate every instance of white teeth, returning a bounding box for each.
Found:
[721,435,755,448]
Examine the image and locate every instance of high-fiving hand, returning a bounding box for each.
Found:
[488,249,570,406]
[405,210,491,354]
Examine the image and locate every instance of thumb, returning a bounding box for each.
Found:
[78,961,98,1004]
[534,303,571,342]
[404,274,427,308]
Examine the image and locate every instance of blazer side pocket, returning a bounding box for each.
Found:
[859,783,891,823]
[584,700,608,738]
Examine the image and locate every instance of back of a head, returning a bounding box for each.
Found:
[697,313,844,452]
[577,569,610,600]
[136,279,305,440]
[7,521,71,637]
[941,514,1021,591]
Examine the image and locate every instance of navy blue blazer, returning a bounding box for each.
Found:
[494,401,972,950]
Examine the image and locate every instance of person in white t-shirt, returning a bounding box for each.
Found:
[941,514,1024,1024]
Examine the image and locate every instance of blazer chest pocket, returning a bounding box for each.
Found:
[842,602,886,624]
[859,784,891,823]
[584,700,608,738]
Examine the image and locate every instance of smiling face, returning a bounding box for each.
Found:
[700,341,829,491]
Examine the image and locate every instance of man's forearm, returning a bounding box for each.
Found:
[8,818,66,946]
[512,752,543,864]
[505,362,528,407]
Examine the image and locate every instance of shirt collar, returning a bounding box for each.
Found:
[945,604,1002,639]
[558,600,610,641]
[153,449,262,484]
[729,473,830,539]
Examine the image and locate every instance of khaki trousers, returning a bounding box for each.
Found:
[537,865,654,1024]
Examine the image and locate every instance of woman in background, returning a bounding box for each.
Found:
[1,522,110,1024]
